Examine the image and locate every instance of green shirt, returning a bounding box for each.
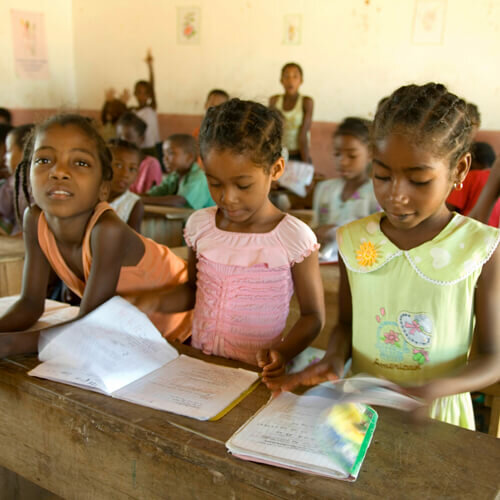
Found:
[147,163,215,210]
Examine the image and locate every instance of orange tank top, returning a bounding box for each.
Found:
[37,202,192,342]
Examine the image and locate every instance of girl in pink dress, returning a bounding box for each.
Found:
[135,99,325,379]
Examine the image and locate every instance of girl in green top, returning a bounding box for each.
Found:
[268,83,500,430]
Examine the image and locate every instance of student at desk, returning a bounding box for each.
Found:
[0,114,192,352]
[141,134,215,210]
[268,83,500,431]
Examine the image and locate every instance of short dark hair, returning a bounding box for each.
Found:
[471,141,496,168]
[334,117,372,145]
[166,134,198,159]
[208,89,229,101]
[0,123,13,143]
[372,82,473,168]
[0,108,12,124]
[107,138,142,158]
[15,114,113,223]
[199,98,283,172]
[134,80,152,96]
[117,112,147,137]
[281,62,303,78]
[101,99,127,125]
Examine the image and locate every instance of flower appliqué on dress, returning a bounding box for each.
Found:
[383,330,401,347]
[356,241,378,267]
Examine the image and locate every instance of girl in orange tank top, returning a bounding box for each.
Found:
[0,114,191,357]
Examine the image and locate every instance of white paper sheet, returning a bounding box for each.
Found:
[115,355,259,420]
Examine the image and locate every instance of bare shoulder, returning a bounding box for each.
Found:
[303,96,314,109]
[269,95,280,107]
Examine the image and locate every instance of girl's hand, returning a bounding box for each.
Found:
[264,355,341,394]
[119,88,131,104]
[105,88,116,101]
[145,49,154,65]
[257,349,286,381]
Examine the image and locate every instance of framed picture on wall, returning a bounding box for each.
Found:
[412,0,447,45]
[177,6,201,45]
[283,14,302,45]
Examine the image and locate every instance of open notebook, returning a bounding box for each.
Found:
[28,297,260,421]
[226,387,378,481]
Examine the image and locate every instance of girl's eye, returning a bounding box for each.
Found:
[237,184,252,190]
[209,183,221,188]
[348,155,358,160]
[374,175,390,181]
[34,157,50,165]
[75,160,90,167]
[410,179,432,186]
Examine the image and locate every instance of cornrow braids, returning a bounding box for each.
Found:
[373,83,473,168]
[199,98,283,173]
[13,114,113,227]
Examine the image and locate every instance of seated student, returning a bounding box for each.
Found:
[142,134,215,210]
[0,114,192,355]
[0,123,13,180]
[269,62,313,162]
[312,117,379,252]
[116,112,162,194]
[0,108,12,126]
[447,141,495,215]
[107,139,144,232]
[193,89,230,139]
[0,124,33,235]
[99,90,128,142]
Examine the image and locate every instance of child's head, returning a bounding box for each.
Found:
[134,80,153,107]
[16,114,113,222]
[0,108,12,125]
[0,123,14,173]
[5,124,34,175]
[470,141,496,170]
[280,62,303,95]
[199,98,284,222]
[205,89,230,110]
[101,99,127,126]
[116,112,147,148]
[333,117,372,181]
[162,134,197,175]
[371,82,473,230]
[108,139,142,196]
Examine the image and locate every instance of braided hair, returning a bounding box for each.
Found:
[14,114,113,224]
[372,83,473,168]
[199,98,283,173]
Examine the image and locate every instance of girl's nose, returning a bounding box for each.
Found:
[389,179,409,204]
[221,187,238,205]
[49,162,70,180]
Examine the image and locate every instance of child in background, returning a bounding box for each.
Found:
[192,89,230,139]
[0,124,33,234]
[0,114,192,355]
[268,83,500,430]
[133,99,325,376]
[447,141,495,216]
[142,134,214,210]
[312,117,379,255]
[131,50,160,151]
[0,108,12,125]
[116,112,162,194]
[269,62,313,162]
[0,123,13,180]
[100,90,128,142]
[107,139,144,232]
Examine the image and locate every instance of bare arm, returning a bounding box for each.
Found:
[298,96,314,162]
[409,246,500,402]
[469,162,500,224]
[260,250,325,381]
[265,255,352,392]
[145,50,157,110]
[268,95,279,109]
[127,200,144,233]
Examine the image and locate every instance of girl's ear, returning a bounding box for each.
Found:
[99,181,111,202]
[454,152,472,185]
[270,157,285,181]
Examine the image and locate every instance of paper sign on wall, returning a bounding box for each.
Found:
[283,14,302,45]
[177,6,201,45]
[10,9,49,80]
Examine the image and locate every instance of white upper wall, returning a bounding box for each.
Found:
[3,0,500,128]
[0,0,76,109]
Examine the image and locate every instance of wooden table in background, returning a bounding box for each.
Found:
[141,205,194,248]
[0,236,25,297]
[0,345,498,499]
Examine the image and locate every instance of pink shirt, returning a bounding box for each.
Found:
[129,155,162,194]
[184,207,319,365]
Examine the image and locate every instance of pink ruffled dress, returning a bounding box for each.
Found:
[184,207,319,365]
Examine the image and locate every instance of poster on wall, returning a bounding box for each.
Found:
[283,14,302,45]
[177,6,201,44]
[10,9,50,80]
[412,0,447,45]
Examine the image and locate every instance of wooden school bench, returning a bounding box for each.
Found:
[0,236,25,298]
[0,344,498,499]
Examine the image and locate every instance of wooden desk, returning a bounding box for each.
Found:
[0,236,25,297]
[0,345,498,499]
[141,206,193,247]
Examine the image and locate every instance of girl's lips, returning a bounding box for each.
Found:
[47,188,73,200]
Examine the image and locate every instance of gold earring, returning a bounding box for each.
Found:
[453,181,464,191]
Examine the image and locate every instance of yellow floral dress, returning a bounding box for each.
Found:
[337,212,500,429]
